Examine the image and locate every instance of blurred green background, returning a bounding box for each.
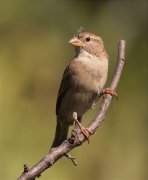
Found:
[0,1,147,180]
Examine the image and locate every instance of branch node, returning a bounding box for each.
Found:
[71,130,83,146]
[37,174,41,178]
[68,137,75,144]
[23,164,29,174]
[46,161,52,168]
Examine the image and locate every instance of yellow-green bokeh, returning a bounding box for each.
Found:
[0,1,147,180]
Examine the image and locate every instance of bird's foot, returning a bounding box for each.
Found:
[73,112,92,143]
[101,88,118,100]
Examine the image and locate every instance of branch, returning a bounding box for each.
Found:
[17,40,126,180]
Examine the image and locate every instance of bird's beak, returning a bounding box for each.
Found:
[69,36,83,47]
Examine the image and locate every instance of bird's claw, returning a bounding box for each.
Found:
[101,88,118,100]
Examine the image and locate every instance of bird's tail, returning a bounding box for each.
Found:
[51,122,69,148]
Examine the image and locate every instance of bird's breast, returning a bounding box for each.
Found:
[70,55,108,94]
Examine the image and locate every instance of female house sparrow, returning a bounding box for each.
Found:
[51,27,117,148]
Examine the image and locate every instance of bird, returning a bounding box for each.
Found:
[51,27,117,148]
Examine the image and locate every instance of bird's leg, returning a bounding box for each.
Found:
[72,112,92,143]
[93,88,118,107]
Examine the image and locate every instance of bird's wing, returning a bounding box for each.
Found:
[56,63,72,115]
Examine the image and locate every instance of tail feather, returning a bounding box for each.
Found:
[51,122,69,148]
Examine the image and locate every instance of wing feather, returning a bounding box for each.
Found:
[56,64,71,115]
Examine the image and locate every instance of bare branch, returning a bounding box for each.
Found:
[17,40,126,180]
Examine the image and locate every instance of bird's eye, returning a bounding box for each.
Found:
[86,37,90,42]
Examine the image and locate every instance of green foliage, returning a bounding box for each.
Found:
[0,1,147,179]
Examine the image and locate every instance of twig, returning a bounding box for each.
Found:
[64,153,77,166]
[17,40,126,180]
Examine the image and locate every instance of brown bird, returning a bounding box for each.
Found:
[51,27,117,148]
